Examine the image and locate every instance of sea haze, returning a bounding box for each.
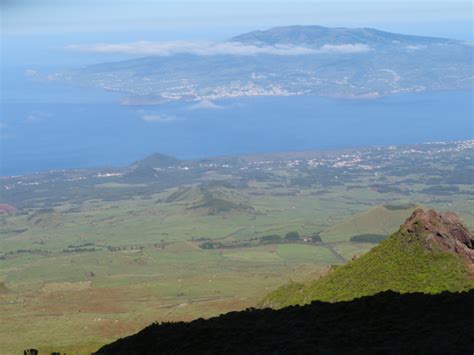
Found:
[1,73,473,176]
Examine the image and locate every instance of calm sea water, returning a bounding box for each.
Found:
[1,73,473,175]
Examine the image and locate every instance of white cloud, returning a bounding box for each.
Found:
[189,100,223,110]
[405,45,427,50]
[26,110,52,122]
[64,41,372,56]
[318,43,372,54]
[141,114,176,123]
[24,69,38,77]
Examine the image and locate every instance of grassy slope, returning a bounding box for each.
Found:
[1,181,472,353]
[261,225,473,308]
[320,204,418,242]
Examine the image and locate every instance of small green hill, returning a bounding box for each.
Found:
[165,186,255,216]
[321,203,418,242]
[261,209,474,308]
[131,153,181,169]
[164,186,202,203]
[188,190,255,216]
[124,153,182,181]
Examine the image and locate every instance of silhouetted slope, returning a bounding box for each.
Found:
[262,209,474,307]
[95,290,474,355]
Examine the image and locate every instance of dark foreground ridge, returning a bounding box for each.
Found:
[95,290,474,355]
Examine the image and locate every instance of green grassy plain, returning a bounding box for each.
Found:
[1,143,473,353]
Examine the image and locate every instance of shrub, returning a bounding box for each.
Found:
[285,231,300,241]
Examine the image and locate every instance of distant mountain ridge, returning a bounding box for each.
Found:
[50,25,473,101]
[230,25,456,47]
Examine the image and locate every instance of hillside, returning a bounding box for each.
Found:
[93,208,474,354]
[261,209,474,308]
[94,290,474,354]
[130,153,181,170]
[321,203,418,242]
[123,153,183,181]
[2,143,473,353]
[187,192,255,217]
[165,186,256,216]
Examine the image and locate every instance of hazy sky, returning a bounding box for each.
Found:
[1,0,473,68]
[2,0,473,39]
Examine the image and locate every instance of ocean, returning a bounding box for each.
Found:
[1,72,473,175]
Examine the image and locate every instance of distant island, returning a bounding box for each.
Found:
[43,25,473,103]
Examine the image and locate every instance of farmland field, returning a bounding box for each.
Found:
[1,141,473,353]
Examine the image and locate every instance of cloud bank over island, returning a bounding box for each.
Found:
[188,100,224,110]
[64,41,372,56]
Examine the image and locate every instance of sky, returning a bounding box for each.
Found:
[0,0,473,68]
[2,0,473,37]
[1,1,473,67]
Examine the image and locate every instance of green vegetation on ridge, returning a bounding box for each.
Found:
[261,209,474,308]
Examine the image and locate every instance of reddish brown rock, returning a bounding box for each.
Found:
[403,208,474,262]
[0,204,17,214]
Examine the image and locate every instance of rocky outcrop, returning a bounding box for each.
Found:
[0,204,17,214]
[403,208,474,262]
[261,209,474,308]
